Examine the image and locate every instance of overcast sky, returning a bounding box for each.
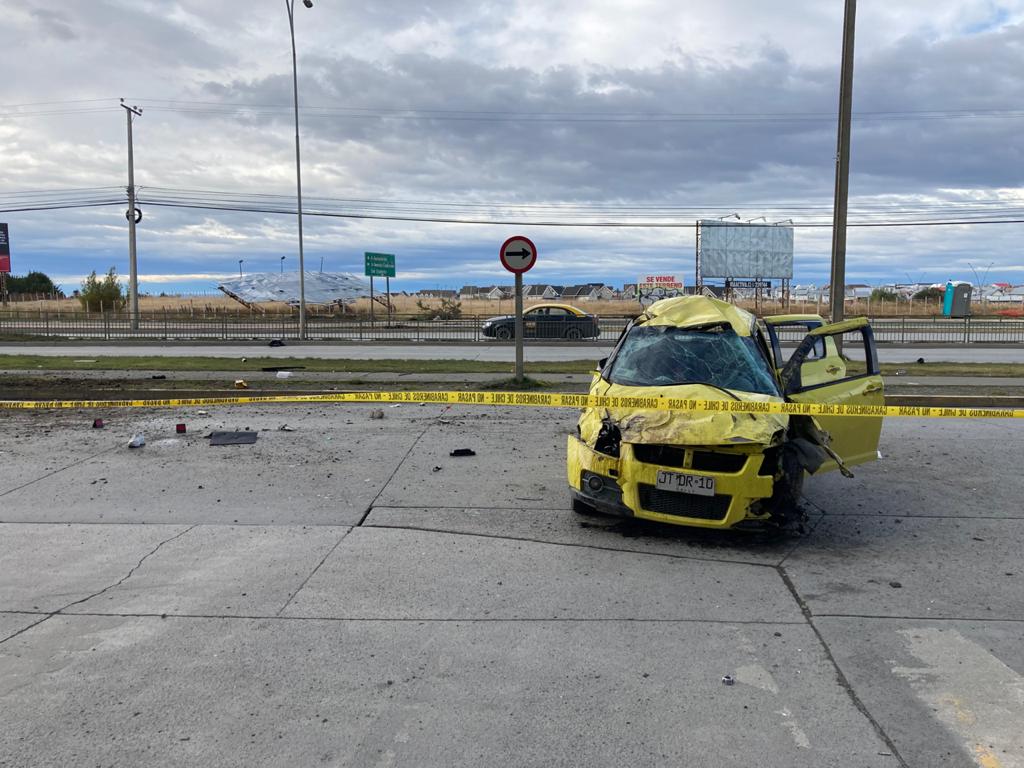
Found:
[2,0,1023,294]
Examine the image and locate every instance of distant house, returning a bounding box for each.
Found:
[845,284,872,300]
[561,283,613,301]
[622,283,637,298]
[418,289,456,299]
[524,284,560,300]
[560,284,594,301]
[988,285,1024,302]
[483,285,511,300]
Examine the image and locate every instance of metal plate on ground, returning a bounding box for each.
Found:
[209,431,258,446]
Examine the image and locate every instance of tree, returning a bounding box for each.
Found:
[870,288,899,302]
[6,271,60,295]
[79,267,126,311]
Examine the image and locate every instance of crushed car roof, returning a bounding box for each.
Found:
[637,295,755,336]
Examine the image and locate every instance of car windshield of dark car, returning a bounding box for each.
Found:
[607,324,781,396]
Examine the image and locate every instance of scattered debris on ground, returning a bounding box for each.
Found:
[127,433,145,448]
[450,448,476,457]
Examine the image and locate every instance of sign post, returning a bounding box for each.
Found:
[0,223,11,308]
[499,236,538,383]
[364,252,396,327]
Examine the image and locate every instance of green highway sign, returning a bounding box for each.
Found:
[364,252,396,278]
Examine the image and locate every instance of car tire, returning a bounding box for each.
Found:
[495,326,512,340]
[564,327,583,340]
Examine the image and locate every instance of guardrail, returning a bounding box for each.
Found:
[1,311,1023,344]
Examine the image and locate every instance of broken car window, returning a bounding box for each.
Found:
[607,325,781,396]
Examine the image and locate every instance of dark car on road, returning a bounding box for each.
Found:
[481,303,601,340]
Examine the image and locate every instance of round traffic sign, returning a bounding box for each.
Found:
[499,235,537,274]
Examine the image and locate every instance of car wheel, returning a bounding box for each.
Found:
[495,326,512,340]
[564,327,583,340]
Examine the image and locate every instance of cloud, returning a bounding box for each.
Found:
[3,1,1023,292]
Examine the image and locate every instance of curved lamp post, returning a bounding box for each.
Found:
[286,0,313,339]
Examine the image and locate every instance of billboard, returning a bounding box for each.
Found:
[699,220,793,279]
[636,274,685,306]
[0,223,10,273]
[637,274,683,290]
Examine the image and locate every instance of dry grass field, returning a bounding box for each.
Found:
[0,292,975,318]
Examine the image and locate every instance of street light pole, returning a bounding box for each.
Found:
[829,0,857,328]
[286,0,312,340]
[239,259,244,277]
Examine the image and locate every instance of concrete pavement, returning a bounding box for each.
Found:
[1,404,1022,766]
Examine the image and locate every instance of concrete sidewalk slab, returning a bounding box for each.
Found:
[0,415,117,495]
[784,515,1024,619]
[803,419,1024,519]
[0,612,44,641]
[0,524,189,613]
[282,526,801,622]
[0,407,429,525]
[364,506,816,566]
[64,525,349,617]
[375,417,572,509]
[0,614,895,768]
[816,618,1024,768]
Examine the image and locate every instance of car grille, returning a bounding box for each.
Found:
[691,451,747,473]
[632,445,747,473]
[638,484,731,521]
[632,444,686,467]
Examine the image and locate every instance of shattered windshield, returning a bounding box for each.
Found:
[607,324,781,395]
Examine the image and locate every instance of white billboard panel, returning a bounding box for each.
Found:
[699,221,794,279]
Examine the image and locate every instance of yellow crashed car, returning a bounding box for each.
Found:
[567,296,884,529]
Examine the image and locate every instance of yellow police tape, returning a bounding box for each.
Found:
[0,390,1022,419]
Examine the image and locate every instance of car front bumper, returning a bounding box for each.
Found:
[567,435,776,529]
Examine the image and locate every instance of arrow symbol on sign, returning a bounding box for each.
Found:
[505,248,531,258]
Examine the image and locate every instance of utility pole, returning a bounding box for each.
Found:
[286,0,314,340]
[829,0,857,329]
[121,100,143,330]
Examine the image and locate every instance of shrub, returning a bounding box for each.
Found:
[912,287,945,302]
[416,297,463,320]
[870,288,900,302]
[79,267,126,311]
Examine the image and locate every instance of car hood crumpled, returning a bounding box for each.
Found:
[580,381,788,447]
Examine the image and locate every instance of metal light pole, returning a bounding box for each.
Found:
[121,100,143,330]
[286,0,313,339]
[239,259,244,277]
[280,256,286,273]
[829,0,857,328]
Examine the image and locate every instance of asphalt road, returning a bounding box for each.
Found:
[1,403,1022,766]
[5,342,1024,363]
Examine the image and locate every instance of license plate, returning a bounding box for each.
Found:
[655,470,716,497]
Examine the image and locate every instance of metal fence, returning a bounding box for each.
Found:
[1,310,1024,344]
